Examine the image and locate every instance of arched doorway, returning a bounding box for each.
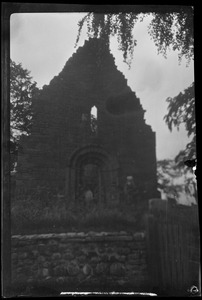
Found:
[66,145,119,206]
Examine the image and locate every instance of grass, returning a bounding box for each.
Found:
[11,192,145,235]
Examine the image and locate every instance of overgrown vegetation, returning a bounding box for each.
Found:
[11,187,145,235]
[164,82,196,162]
[10,59,40,171]
[157,158,197,203]
[10,7,196,235]
[75,7,194,68]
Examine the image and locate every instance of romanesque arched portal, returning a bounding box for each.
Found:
[66,145,120,206]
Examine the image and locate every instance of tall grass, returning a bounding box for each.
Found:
[11,187,144,234]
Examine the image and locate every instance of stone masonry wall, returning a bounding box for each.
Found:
[16,38,159,203]
[11,231,149,291]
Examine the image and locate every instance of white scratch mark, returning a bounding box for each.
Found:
[60,291,157,296]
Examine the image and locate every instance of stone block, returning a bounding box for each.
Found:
[43,261,50,268]
[19,252,28,259]
[31,250,39,258]
[37,255,46,263]
[128,252,139,260]
[42,268,49,277]
[110,262,125,276]
[63,252,74,260]
[95,262,108,274]
[117,247,131,255]
[77,255,86,263]
[117,255,126,262]
[38,243,47,254]
[66,262,80,276]
[52,252,62,260]
[91,256,101,263]
[53,265,65,277]
[82,264,92,276]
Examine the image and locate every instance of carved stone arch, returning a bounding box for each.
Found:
[65,145,119,205]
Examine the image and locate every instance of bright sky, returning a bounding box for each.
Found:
[10,12,195,161]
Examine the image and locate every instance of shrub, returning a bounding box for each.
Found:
[11,187,144,234]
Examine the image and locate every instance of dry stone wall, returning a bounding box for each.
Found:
[11,231,149,291]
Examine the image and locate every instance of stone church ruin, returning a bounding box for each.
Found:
[16,38,159,211]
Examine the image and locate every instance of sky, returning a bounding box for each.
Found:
[10,12,195,161]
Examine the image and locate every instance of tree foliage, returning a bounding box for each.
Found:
[75,12,140,67]
[148,10,194,64]
[75,8,196,195]
[157,159,197,203]
[75,8,196,173]
[10,59,39,170]
[75,7,194,67]
[164,82,196,162]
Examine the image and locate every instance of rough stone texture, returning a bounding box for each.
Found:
[11,231,149,290]
[15,38,159,209]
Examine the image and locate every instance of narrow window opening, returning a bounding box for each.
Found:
[90,106,98,134]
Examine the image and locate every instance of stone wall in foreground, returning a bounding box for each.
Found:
[11,231,149,291]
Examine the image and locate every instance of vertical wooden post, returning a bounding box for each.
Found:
[145,214,160,291]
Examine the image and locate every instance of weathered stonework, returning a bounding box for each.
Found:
[11,231,149,291]
[16,38,159,209]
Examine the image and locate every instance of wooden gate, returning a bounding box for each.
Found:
[145,205,200,296]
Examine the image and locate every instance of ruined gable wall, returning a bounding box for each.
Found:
[16,38,159,200]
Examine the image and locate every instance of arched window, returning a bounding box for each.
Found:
[90,106,98,134]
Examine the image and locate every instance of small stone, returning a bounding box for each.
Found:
[106,247,114,253]
[133,232,145,239]
[109,253,118,262]
[77,255,86,263]
[128,253,139,260]
[43,261,50,268]
[53,265,65,276]
[38,243,46,253]
[110,262,125,276]
[37,255,45,263]
[19,252,28,259]
[125,263,136,271]
[42,268,49,277]
[48,239,58,245]
[117,247,131,255]
[118,279,126,286]
[63,253,74,260]
[52,252,61,260]
[95,262,108,274]
[101,254,109,262]
[56,276,65,284]
[87,250,98,259]
[59,243,67,250]
[117,255,126,262]
[45,276,52,281]
[82,264,92,276]
[49,244,58,252]
[31,264,38,272]
[91,256,100,263]
[66,262,80,276]
[32,250,39,257]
